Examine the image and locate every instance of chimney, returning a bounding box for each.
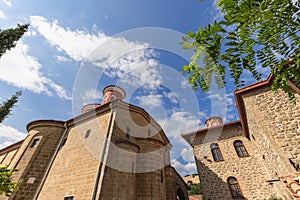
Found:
[205,117,223,128]
[81,85,126,114]
[102,85,126,104]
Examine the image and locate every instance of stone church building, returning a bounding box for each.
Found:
[0,85,188,200]
[182,75,300,200]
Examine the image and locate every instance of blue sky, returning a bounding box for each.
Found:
[0,0,267,176]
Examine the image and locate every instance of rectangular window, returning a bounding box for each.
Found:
[64,196,74,200]
[126,127,130,139]
[131,161,135,174]
[85,129,91,139]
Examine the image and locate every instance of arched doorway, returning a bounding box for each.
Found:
[176,188,185,200]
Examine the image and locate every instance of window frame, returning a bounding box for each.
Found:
[29,136,42,148]
[210,143,224,162]
[234,140,249,158]
[64,196,74,200]
[227,177,244,199]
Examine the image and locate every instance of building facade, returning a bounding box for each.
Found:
[0,85,188,200]
[182,76,300,200]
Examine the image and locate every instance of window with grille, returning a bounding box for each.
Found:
[227,177,243,198]
[210,143,224,161]
[234,140,249,157]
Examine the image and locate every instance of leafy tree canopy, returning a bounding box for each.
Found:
[0,167,18,196]
[188,183,202,195]
[182,0,300,101]
[0,24,28,196]
[0,24,29,58]
[0,91,22,124]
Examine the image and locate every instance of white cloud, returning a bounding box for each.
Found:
[82,88,102,105]
[207,92,234,105]
[103,50,162,89]
[24,30,36,37]
[159,111,200,139]
[0,10,6,19]
[163,91,179,104]
[54,55,70,62]
[30,15,105,61]
[29,15,163,89]
[135,94,163,107]
[171,159,197,176]
[181,148,195,163]
[0,124,26,149]
[3,0,11,7]
[0,41,71,99]
[206,92,237,121]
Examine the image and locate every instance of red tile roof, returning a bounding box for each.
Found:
[279,172,300,200]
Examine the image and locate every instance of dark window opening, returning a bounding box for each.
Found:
[85,129,91,139]
[131,162,135,174]
[30,138,40,148]
[227,177,243,198]
[161,170,163,183]
[210,143,224,161]
[234,140,249,157]
[64,196,74,200]
[126,127,130,139]
[148,129,151,137]
[176,188,185,200]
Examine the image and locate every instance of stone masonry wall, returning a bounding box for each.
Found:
[241,85,300,198]
[165,166,188,200]
[6,121,65,200]
[192,124,276,200]
[37,112,111,200]
[100,106,168,199]
[99,104,188,199]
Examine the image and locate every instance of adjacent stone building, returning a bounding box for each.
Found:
[182,76,300,200]
[0,85,188,200]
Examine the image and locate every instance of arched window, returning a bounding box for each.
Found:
[227,177,243,198]
[176,188,185,200]
[210,143,224,161]
[234,140,249,157]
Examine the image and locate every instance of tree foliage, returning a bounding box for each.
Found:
[0,24,28,196]
[188,183,202,195]
[0,91,22,124]
[268,196,283,200]
[0,167,18,196]
[0,24,29,58]
[182,0,300,101]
